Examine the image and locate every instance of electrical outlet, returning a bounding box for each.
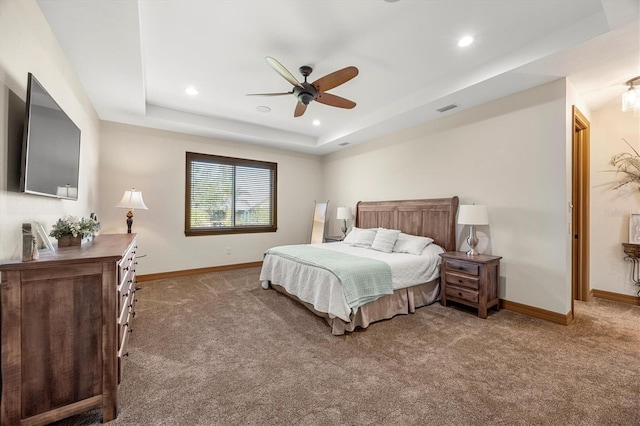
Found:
[226,247,231,255]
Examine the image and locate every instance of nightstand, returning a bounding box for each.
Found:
[439,251,502,319]
[324,235,344,243]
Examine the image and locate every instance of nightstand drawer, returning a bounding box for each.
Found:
[445,271,479,290]
[446,285,479,303]
[445,259,479,276]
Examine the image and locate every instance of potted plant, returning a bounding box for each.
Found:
[50,215,101,247]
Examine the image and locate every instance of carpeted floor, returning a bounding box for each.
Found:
[55,267,639,426]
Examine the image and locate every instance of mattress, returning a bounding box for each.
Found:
[259,242,443,322]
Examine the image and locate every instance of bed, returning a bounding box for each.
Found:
[260,197,459,334]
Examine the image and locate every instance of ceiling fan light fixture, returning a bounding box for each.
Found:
[622,76,640,113]
[300,93,314,105]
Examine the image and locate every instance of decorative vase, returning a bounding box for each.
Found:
[57,235,82,247]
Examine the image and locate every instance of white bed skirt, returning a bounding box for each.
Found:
[270,280,440,335]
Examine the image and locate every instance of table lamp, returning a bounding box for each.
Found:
[115,188,148,233]
[458,204,489,256]
[336,207,353,238]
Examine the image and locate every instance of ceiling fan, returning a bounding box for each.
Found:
[248,57,359,117]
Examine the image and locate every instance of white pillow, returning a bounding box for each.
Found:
[392,233,434,255]
[370,228,401,253]
[343,227,377,248]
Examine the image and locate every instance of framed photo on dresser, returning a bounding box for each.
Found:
[32,221,54,252]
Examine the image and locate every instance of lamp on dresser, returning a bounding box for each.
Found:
[116,188,148,233]
[458,204,489,256]
[336,207,353,238]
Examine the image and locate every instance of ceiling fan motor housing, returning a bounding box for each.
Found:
[294,82,318,105]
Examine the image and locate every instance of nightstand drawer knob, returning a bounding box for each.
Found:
[458,292,463,297]
[458,279,463,284]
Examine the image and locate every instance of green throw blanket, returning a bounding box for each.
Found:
[265,245,393,311]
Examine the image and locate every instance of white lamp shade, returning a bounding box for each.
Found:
[458,205,488,225]
[116,189,148,210]
[336,207,352,220]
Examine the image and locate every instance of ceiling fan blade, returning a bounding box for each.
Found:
[294,102,307,117]
[315,92,356,109]
[265,57,304,88]
[312,66,359,92]
[246,92,291,96]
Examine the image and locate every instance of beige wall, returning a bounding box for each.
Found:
[591,103,640,295]
[0,0,101,262]
[99,122,323,275]
[322,79,572,315]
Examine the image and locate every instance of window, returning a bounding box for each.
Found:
[185,152,277,236]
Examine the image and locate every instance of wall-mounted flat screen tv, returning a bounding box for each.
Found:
[20,73,81,200]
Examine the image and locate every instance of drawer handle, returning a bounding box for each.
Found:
[458,279,463,284]
[458,292,463,297]
[122,292,129,298]
[124,267,129,271]
[128,328,133,333]
[123,352,129,357]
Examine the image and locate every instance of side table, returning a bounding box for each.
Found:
[439,251,502,319]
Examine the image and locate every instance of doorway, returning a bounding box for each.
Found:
[572,106,590,318]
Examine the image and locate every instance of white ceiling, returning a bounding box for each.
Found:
[37,0,640,155]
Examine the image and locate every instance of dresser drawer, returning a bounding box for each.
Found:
[118,244,136,286]
[446,285,479,303]
[445,259,479,276]
[118,289,132,325]
[118,243,136,270]
[118,265,134,291]
[118,321,131,359]
[445,271,479,290]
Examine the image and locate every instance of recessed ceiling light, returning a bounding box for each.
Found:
[458,36,474,47]
[185,86,199,96]
[256,106,271,113]
[312,119,321,126]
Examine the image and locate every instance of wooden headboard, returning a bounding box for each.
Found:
[355,197,459,252]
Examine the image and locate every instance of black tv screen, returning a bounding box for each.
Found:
[20,73,81,200]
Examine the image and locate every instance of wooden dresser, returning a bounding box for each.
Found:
[439,251,502,319]
[0,233,138,426]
